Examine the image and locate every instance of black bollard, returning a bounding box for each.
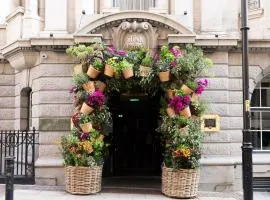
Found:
[5,157,14,200]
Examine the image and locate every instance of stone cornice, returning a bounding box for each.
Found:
[6,7,25,23]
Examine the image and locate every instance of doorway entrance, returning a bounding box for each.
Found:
[105,93,162,177]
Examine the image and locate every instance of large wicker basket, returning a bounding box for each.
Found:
[162,166,199,198]
[65,166,102,195]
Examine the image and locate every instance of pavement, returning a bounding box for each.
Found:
[0,184,269,200]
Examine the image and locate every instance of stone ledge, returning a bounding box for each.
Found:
[35,157,63,167]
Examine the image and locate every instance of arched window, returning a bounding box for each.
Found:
[20,87,32,130]
[251,74,270,151]
[113,0,158,10]
[248,0,260,10]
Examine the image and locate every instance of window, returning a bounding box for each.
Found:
[248,0,260,10]
[112,0,120,8]
[251,74,270,151]
[115,0,157,10]
[150,0,157,8]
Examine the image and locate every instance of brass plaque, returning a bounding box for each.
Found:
[201,115,220,132]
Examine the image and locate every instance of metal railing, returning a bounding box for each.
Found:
[0,128,39,184]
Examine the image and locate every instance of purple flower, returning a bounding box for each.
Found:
[80,132,89,140]
[170,48,182,58]
[169,95,190,113]
[153,53,159,62]
[107,45,116,55]
[169,61,177,68]
[69,86,77,93]
[195,79,208,94]
[87,90,105,108]
[117,50,126,57]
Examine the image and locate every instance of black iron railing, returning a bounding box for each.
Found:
[0,128,39,184]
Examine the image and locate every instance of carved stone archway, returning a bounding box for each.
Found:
[76,11,194,51]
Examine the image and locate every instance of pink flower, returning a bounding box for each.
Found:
[69,86,77,93]
[169,61,177,68]
[117,50,126,57]
[170,48,182,58]
[169,95,190,113]
[195,79,208,94]
[87,90,105,108]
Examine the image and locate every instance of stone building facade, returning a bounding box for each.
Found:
[0,0,270,191]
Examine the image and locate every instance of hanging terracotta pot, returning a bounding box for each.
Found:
[87,64,100,79]
[166,107,176,117]
[181,84,193,95]
[80,122,93,133]
[123,68,134,79]
[159,71,170,82]
[95,81,106,92]
[180,106,191,118]
[178,125,189,136]
[80,103,94,115]
[191,93,199,101]
[139,65,152,77]
[82,81,95,93]
[166,89,175,99]
[73,64,83,75]
[104,64,114,77]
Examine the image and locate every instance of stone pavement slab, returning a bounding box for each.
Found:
[0,184,245,200]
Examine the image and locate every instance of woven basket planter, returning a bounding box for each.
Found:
[65,166,102,195]
[162,166,200,199]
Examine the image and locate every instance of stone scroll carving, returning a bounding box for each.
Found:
[111,21,159,51]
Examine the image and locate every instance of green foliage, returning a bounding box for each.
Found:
[126,48,146,65]
[185,80,198,91]
[171,44,213,80]
[141,55,154,67]
[119,58,133,71]
[156,60,170,72]
[73,73,90,88]
[162,120,204,169]
[66,45,93,61]
[79,114,92,124]
[191,100,207,117]
[91,57,104,70]
[91,106,112,135]
[60,129,106,167]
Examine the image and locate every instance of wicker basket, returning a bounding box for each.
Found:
[65,166,102,195]
[162,166,199,198]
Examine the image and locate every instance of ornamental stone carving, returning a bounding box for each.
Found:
[111,21,158,50]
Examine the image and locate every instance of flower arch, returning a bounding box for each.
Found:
[61,42,212,170]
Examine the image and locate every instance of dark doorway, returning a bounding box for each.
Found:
[105,93,162,176]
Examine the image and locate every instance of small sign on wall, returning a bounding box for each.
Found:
[201,115,220,132]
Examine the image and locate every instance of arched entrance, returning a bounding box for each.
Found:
[251,74,270,150]
[104,92,162,177]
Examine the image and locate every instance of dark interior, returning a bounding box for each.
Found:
[104,93,162,177]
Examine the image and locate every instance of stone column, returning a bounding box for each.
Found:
[9,0,21,13]
[42,0,67,36]
[23,0,41,38]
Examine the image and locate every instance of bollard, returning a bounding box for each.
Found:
[5,157,14,200]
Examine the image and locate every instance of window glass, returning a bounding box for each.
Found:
[251,74,270,151]
[112,0,120,8]
[248,0,260,10]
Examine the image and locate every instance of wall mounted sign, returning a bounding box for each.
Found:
[201,114,220,132]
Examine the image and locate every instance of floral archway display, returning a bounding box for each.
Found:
[61,42,212,198]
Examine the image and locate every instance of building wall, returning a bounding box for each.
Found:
[0,0,270,190]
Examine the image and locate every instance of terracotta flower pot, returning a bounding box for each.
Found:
[87,64,100,79]
[95,81,106,92]
[180,106,191,118]
[104,64,114,77]
[123,68,134,79]
[80,103,94,115]
[82,81,95,93]
[191,93,199,101]
[159,71,170,82]
[139,65,152,77]
[166,107,176,117]
[80,122,93,133]
[73,64,83,75]
[166,89,175,99]
[178,125,189,136]
[181,84,193,95]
